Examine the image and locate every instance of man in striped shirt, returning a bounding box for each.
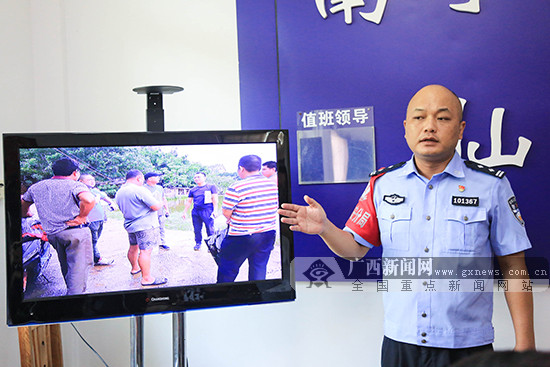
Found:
[217,155,279,283]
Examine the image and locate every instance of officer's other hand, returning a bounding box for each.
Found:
[278,195,327,235]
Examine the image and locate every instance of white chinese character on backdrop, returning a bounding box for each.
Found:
[335,109,352,125]
[449,0,480,14]
[301,112,317,128]
[315,0,480,26]
[318,110,335,126]
[455,98,532,167]
[359,0,387,24]
[466,108,531,167]
[315,0,366,25]
[353,108,370,124]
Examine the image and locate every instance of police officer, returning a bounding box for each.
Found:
[279,85,534,367]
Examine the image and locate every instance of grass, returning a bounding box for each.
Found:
[105,196,224,232]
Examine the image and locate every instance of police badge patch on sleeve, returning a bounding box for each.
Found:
[508,196,525,226]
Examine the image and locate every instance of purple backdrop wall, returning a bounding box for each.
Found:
[237,1,550,260]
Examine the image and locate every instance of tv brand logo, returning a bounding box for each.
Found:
[147,296,170,303]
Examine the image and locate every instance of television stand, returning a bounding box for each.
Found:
[132,85,186,367]
[173,312,187,366]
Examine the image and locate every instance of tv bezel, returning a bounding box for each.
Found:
[4,129,295,326]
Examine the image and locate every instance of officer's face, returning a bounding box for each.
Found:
[403,85,465,164]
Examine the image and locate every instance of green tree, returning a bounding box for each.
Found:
[20,145,239,197]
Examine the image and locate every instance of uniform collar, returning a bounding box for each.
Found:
[443,152,466,178]
[399,152,465,179]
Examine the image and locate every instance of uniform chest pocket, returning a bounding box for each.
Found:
[445,207,489,253]
[378,205,411,251]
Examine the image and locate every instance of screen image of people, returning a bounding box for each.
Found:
[19,143,281,298]
[217,155,278,283]
[182,172,218,252]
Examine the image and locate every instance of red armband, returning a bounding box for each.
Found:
[345,173,385,247]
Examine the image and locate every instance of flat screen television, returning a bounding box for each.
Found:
[4,129,295,326]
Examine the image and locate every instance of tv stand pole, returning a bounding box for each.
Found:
[133,85,186,367]
[130,316,144,367]
[133,85,184,132]
[173,312,187,367]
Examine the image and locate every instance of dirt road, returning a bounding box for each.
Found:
[25,219,281,299]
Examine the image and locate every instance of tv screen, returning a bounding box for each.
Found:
[4,130,295,326]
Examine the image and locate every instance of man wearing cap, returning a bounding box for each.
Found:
[144,172,170,250]
[116,170,167,287]
[21,158,95,295]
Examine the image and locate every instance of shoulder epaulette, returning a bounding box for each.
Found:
[464,160,506,179]
[369,161,406,177]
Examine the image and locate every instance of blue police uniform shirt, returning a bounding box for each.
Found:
[344,152,532,348]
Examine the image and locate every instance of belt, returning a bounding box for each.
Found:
[66,223,89,229]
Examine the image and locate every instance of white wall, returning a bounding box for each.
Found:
[0,1,35,366]
[55,283,550,367]
[1,1,549,366]
[18,0,241,135]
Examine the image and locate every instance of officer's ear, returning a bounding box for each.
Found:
[458,120,466,140]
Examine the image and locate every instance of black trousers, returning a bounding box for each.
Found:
[216,230,275,283]
[191,208,214,244]
[381,336,493,367]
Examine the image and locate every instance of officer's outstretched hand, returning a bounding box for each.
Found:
[278,195,327,235]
